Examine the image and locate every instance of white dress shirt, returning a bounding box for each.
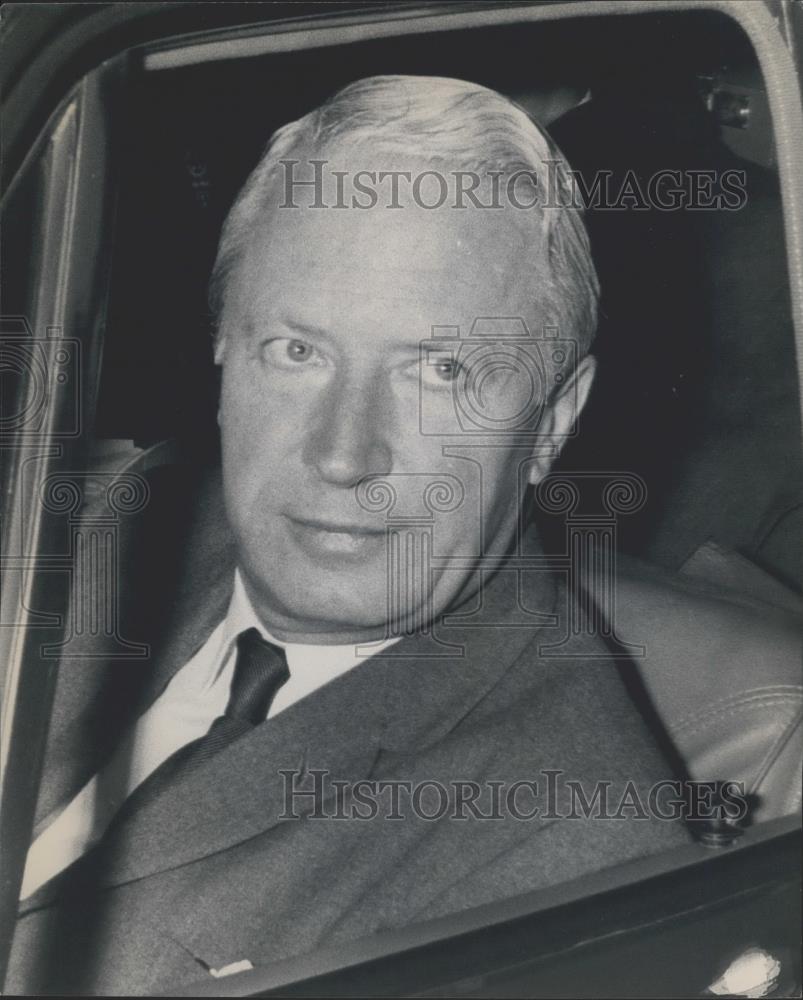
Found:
[20,571,398,900]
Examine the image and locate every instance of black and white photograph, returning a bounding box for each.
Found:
[1,2,801,996]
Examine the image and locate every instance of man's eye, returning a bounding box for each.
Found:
[431,361,459,382]
[420,352,463,388]
[260,338,322,369]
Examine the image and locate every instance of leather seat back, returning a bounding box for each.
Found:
[589,544,802,823]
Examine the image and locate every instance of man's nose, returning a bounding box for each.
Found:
[304,375,393,487]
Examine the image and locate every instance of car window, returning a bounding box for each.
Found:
[1,3,801,996]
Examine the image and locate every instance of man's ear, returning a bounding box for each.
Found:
[213,333,227,427]
[527,354,596,485]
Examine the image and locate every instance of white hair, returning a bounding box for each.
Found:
[210,74,599,354]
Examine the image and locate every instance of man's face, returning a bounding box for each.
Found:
[216,163,593,641]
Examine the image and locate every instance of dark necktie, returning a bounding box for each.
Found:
[106,627,290,828]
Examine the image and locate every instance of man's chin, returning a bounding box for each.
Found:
[264,602,395,643]
[235,523,461,641]
[240,561,394,641]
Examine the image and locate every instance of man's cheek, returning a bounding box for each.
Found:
[223,389,287,457]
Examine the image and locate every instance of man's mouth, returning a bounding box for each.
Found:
[285,515,386,560]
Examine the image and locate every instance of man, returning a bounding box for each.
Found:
[9,75,691,995]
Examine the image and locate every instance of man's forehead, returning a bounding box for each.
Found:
[232,204,546,339]
[245,184,542,285]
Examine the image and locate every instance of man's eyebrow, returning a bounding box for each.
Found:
[282,319,332,341]
[244,316,332,342]
[242,314,425,354]
[280,321,424,357]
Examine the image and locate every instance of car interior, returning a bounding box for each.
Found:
[1,2,801,996]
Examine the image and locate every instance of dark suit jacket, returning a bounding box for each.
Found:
[8,465,688,995]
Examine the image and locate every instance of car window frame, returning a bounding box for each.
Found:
[1,0,801,994]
